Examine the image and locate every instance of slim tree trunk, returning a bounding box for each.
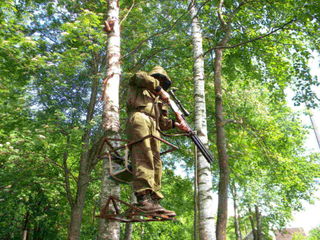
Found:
[99,0,121,239]
[68,168,90,240]
[123,192,136,240]
[249,215,256,240]
[248,207,257,240]
[23,231,28,240]
[63,135,74,208]
[214,46,229,240]
[124,222,133,240]
[189,1,216,239]
[255,205,262,240]
[215,1,232,239]
[22,211,30,240]
[230,183,242,240]
[68,60,100,240]
[194,145,199,240]
[309,111,320,150]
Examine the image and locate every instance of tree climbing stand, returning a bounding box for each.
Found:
[96,135,179,222]
[97,196,176,222]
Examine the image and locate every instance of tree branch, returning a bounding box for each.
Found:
[89,131,108,170]
[128,47,171,72]
[188,0,212,21]
[43,157,78,183]
[63,135,74,208]
[223,119,243,126]
[204,18,296,56]
[121,9,189,60]
[218,0,227,28]
[120,0,135,25]
[229,1,247,22]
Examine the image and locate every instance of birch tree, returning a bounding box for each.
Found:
[308,110,320,150]
[189,1,216,239]
[99,0,121,239]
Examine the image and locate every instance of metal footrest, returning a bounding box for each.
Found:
[96,196,176,223]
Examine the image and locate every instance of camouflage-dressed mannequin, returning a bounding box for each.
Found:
[126,66,188,216]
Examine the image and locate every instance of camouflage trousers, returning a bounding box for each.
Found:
[126,112,164,199]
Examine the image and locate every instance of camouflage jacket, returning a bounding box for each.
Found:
[126,71,174,131]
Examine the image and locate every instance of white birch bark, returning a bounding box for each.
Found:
[102,0,121,132]
[98,153,120,240]
[309,112,320,150]
[189,1,216,239]
[99,0,121,239]
[23,230,27,240]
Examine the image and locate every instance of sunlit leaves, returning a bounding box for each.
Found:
[224,80,319,231]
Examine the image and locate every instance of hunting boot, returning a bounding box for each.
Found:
[135,191,162,213]
[151,195,176,217]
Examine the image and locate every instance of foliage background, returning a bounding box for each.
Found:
[0,0,319,239]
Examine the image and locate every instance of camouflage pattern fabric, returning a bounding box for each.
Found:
[126,66,174,199]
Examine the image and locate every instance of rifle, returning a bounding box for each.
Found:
[168,88,214,164]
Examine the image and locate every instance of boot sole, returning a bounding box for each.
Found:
[154,210,176,217]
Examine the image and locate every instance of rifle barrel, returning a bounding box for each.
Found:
[168,94,214,165]
[185,122,214,164]
[190,134,214,164]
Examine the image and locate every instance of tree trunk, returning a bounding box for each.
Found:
[98,155,120,240]
[123,192,136,240]
[189,1,216,239]
[67,59,100,240]
[63,135,74,208]
[255,205,262,240]
[214,46,229,240]
[22,211,30,240]
[68,174,90,240]
[230,184,242,240]
[194,146,199,240]
[309,111,320,150]
[214,1,233,238]
[99,0,121,239]
[23,230,28,240]
[249,208,257,240]
[102,0,121,132]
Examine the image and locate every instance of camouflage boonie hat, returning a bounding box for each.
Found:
[149,66,172,83]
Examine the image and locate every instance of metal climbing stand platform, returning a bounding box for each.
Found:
[96,196,176,222]
[97,135,179,222]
